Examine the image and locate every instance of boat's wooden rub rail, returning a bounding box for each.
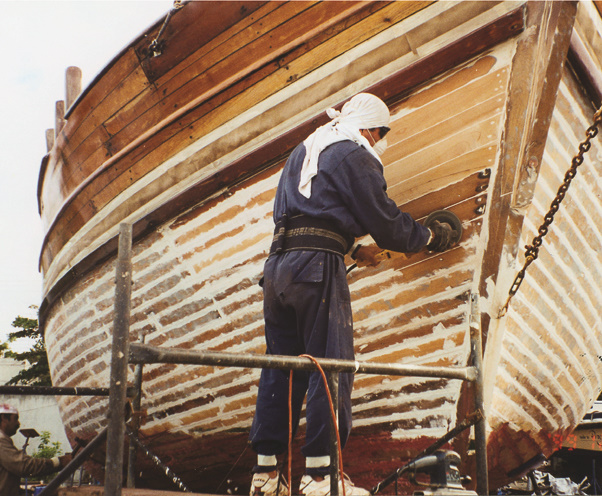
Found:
[37,1,525,307]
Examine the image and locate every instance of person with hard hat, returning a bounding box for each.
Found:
[248,93,455,496]
[0,403,72,494]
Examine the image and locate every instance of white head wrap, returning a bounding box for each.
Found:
[298,93,390,198]
[0,404,18,415]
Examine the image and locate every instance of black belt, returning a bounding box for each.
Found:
[269,215,354,257]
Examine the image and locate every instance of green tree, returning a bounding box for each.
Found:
[1,310,51,386]
[32,431,63,459]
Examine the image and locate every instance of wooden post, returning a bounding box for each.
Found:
[470,293,488,495]
[45,129,55,152]
[66,66,82,110]
[55,100,65,137]
[104,224,133,496]
[126,337,145,488]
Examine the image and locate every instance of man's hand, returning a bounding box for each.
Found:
[353,245,389,267]
[426,221,454,252]
[424,210,462,252]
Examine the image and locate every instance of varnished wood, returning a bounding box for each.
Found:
[55,100,65,137]
[35,1,602,493]
[38,2,523,287]
[65,66,82,110]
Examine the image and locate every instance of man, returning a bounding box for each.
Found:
[0,404,71,495]
[248,93,454,496]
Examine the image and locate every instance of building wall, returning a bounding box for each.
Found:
[0,357,70,452]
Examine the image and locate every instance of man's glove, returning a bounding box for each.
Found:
[424,210,462,252]
[426,221,454,252]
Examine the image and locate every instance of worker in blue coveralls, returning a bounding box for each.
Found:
[249,93,455,496]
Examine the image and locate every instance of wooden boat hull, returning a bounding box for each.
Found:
[37,1,602,492]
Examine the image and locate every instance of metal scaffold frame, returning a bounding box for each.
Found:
[29,223,488,496]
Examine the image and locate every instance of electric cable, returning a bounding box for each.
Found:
[288,369,293,492]
[287,354,346,496]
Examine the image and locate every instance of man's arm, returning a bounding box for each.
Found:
[336,148,430,253]
[0,435,59,478]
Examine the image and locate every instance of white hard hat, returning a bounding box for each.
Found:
[0,404,18,414]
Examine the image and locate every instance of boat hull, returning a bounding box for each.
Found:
[37,1,602,492]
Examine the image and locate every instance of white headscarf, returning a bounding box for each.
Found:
[298,93,390,198]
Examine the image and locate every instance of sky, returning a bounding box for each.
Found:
[0,0,173,349]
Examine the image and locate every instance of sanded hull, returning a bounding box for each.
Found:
[37,1,602,492]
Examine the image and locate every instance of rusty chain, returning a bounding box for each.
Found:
[499,106,602,318]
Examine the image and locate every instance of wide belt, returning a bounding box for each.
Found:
[269,215,354,257]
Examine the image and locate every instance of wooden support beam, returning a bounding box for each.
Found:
[55,100,65,137]
[45,129,55,152]
[66,66,82,110]
[104,224,133,496]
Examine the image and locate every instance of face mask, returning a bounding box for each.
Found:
[373,137,388,156]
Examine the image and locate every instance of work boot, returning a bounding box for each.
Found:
[299,474,370,496]
[250,471,289,496]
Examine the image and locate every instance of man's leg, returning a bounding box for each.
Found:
[249,254,309,495]
[297,254,354,476]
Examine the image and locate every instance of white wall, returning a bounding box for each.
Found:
[0,357,70,453]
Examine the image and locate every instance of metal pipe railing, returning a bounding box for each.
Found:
[37,427,108,496]
[37,225,488,496]
[0,385,134,396]
[129,343,478,382]
[128,341,480,496]
[470,293,489,494]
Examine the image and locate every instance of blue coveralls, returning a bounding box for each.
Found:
[249,139,430,474]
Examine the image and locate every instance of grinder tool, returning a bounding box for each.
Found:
[424,209,463,246]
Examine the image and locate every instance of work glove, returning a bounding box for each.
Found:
[426,221,454,252]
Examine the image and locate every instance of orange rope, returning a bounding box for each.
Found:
[287,354,346,496]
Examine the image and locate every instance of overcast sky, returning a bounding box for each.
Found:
[0,0,172,348]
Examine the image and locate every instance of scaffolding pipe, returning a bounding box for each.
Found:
[328,371,340,496]
[470,293,489,495]
[37,427,108,496]
[104,224,133,496]
[129,343,477,381]
[0,385,134,396]
[126,339,145,488]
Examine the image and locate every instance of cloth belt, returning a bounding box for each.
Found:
[269,215,354,257]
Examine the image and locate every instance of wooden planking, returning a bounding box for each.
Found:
[47,2,268,204]
[40,48,146,221]
[39,1,427,279]
[46,40,499,464]
[487,67,602,485]
[38,0,520,289]
[383,52,511,203]
[137,1,269,83]
[40,3,544,490]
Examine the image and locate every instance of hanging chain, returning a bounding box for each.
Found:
[149,0,185,57]
[498,106,602,318]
